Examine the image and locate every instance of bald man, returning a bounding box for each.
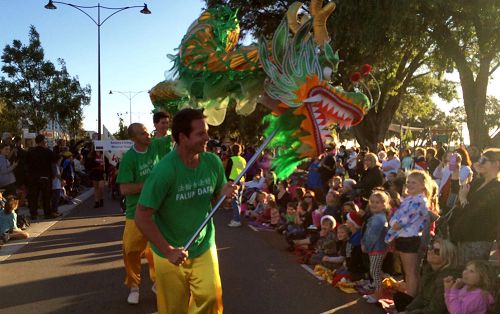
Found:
[116,123,172,304]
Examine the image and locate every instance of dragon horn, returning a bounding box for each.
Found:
[310,0,336,45]
[287,2,304,34]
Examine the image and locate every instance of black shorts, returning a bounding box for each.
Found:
[395,236,421,253]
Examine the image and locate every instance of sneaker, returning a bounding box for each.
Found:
[127,287,140,305]
[227,220,242,227]
[363,294,379,304]
[151,283,156,294]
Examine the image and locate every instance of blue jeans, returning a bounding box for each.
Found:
[231,189,242,222]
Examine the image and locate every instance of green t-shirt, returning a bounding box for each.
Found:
[116,136,171,219]
[138,149,226,259]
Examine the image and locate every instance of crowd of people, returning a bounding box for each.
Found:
[0,133,107,246]
[214,139,499,313]
[1,109,498,314]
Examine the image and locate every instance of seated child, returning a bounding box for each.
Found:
[284,201,309,249]
[322,224,349,270]
[309,215,337,266]
[345,211,366,280]
[269,200,281,228]
[248,190,268,218]
[322,190,342,224]
[277,202,297,234]
[0,195,29,244]
[444,260,495,314]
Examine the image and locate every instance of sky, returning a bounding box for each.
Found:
[0,0,499,140]
[0,0,206,134]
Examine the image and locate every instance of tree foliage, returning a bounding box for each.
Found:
[420,0,500,148]
[205,0,453,150]
[0,26,90,136]
[113,114,129,140]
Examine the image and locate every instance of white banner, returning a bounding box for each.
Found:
[94,126,132,166]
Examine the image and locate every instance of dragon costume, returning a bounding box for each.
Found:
[149,0,376,178]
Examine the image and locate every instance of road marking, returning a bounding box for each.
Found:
[248,225,259,232]
[319,299,361,313]
[300,264,324,280]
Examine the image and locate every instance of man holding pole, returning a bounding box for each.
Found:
[116,123,171,305]
[135,108,236,314]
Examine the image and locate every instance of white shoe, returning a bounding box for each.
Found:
[228,220,242,227]
[152,283,156,294]
[127,287,140,304]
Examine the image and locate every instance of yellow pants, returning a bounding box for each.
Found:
[122,219,155,287]
[153,245,223,314]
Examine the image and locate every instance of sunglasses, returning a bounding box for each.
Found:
[427,245,440,255]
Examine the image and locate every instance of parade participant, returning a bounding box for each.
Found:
[117,123,172,305]
[226,143,246,227]
[135,108,236,314]
[152,111,170,139]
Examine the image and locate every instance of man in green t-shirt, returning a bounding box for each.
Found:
[136,109,236,314]
[116,123,171,305]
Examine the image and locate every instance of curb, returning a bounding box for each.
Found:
[0,188,95,262]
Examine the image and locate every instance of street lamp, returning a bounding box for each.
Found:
[44,1,151,139]
[109,90,147,125]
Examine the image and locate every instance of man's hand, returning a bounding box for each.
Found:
[221,182,238,199]
[164,246,188,266]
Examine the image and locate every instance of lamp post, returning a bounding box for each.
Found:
[44,0,151,139]
[109,90,147,125]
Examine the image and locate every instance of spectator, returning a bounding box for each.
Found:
[413,147,428,171]
[306,157,323,196]
[361,191,390,303]
[309,215,337,266]
[319,146,337,194]
[381,149,400,178]
[26,134,57,220]
[226,143,246,227]
[426,147,440,177]
[0,143,18,196]
[450,148,500,265]
[0,195,28,243]
[321,224,349,270]
[51,154,64,214]
[274,180,291,214]
[436,141,447,161]
[393,238,460,313]
[353,152,384,204]
[400,148,413,171]
[385,170,432,297]
[443,260,495,314]
[11,136,27,189]
[346,148,358,180]
[345,211,366,280]
[85,149,105,208]
[434,151,472,212]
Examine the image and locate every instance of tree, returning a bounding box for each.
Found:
[449,96,500,139]
[113,114,129,140]
[420,0,500,148]
[0,25,90,134]
[205,0,454,150]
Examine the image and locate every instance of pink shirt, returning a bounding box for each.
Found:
[445,287,494,314]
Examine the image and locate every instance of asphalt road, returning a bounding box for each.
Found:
[0,195,382,314]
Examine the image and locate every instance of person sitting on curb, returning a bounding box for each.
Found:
[0,195,29,245]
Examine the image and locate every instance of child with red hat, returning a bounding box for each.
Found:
[345,211,367,280]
